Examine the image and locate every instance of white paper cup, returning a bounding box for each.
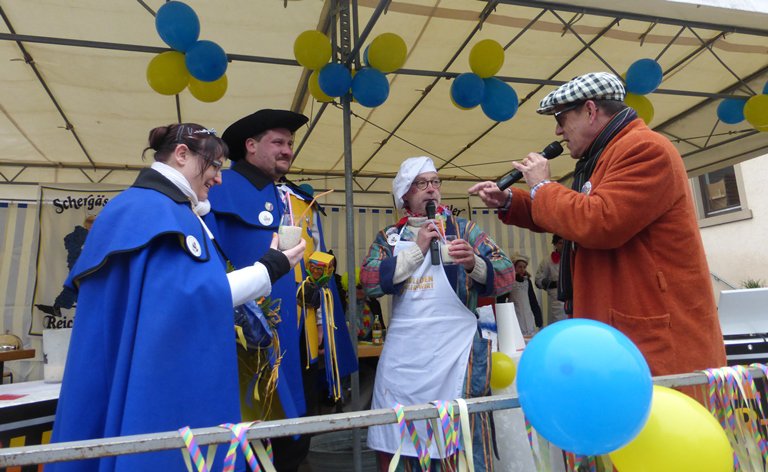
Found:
[278,225,303,250]
[441,236,457,264]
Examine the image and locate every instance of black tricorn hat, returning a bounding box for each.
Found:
[222,109,309,161]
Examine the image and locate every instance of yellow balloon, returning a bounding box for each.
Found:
[188,75,228,103]
[309,69,333,103]
[609,386,732,472]
[490,352,517,390]
[368,33,407,73]
[469,39,504,78]
[625,93,654,124]
[294,30,332,70]
[146,51,189,95]
[744,94,768,130]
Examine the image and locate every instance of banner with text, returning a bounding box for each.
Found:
[31,187,122,335]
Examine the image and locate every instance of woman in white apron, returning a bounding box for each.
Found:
[361,157,516,472]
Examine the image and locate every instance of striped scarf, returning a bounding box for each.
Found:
[558,107,638,314]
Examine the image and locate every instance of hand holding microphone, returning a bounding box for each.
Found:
[496,141,563,191]
[468,141,564,208]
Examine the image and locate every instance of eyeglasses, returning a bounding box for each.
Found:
[411,178,442,191]
[553,102,584,127]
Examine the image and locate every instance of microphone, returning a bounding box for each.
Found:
[496,141,564,191]
[425,200,440,265]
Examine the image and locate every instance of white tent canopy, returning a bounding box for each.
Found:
[2,0,768,202]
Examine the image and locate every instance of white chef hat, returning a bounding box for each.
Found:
[392,156,437,209]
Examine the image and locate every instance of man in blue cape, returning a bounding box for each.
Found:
[206,109,358,472]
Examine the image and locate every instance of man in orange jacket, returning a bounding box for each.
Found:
[469,72,726,377]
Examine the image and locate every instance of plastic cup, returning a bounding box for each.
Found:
[278,225,303,250]
[441,235,457,264]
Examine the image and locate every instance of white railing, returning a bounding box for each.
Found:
[0,367,765,468]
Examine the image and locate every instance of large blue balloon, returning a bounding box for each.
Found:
[155,1,200,52]
[185,40,228,82]
[625,58,663,95]
[451,73,485,109]
[318,63,352,98]
[517,319,653,456]
[717,98,747,124]
[480,77,518,122]
[352,68,389,107]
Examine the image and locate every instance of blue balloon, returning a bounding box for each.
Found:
[363,46,370,67]
[298,183,315,196]
[625,58,663,95]
[480,77,518,122]
[451,73,485,109]
[763,81,768,95]
[185,40,228,82]
[352,68,389,107]
[155,1,200,52]
[517,319,652,456]
[318,63,352,98]
[717,98,747,124]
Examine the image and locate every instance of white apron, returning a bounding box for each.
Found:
[367,237,478,458]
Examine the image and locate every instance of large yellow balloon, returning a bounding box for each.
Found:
[367,33,407,73]
[309,69,333,103]
[146,51,189,95]
[188,74,228,103]
[609,386,732,472]
[469,39,504,78]
[625,93,654,125]
[490,352,517,390]
[744,94,768,130]
[294,30,332,70]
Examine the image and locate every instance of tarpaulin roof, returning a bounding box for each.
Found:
[2,0,768,198]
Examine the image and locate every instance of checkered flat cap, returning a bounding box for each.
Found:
[537,72,625,115]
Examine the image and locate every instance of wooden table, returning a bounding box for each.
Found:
[357,343,383,358]
[0,349,35,385]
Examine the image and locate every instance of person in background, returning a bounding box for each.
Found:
[499,252,542,336]
[468,72,726,378]
[206,109,357,472]
[50,123,305,471]
[362,156,515,471]
[535,234,566,324]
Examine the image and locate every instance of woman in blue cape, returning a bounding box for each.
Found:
[48,123,305,472]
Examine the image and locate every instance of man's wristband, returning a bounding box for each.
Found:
[530,180,552,200]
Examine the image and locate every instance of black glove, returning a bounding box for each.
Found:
[300,281,322,309]
[547,281,558,290]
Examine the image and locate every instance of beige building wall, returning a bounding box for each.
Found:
[699,153,768,301]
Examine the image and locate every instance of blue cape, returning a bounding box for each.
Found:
[50,176,244,472]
